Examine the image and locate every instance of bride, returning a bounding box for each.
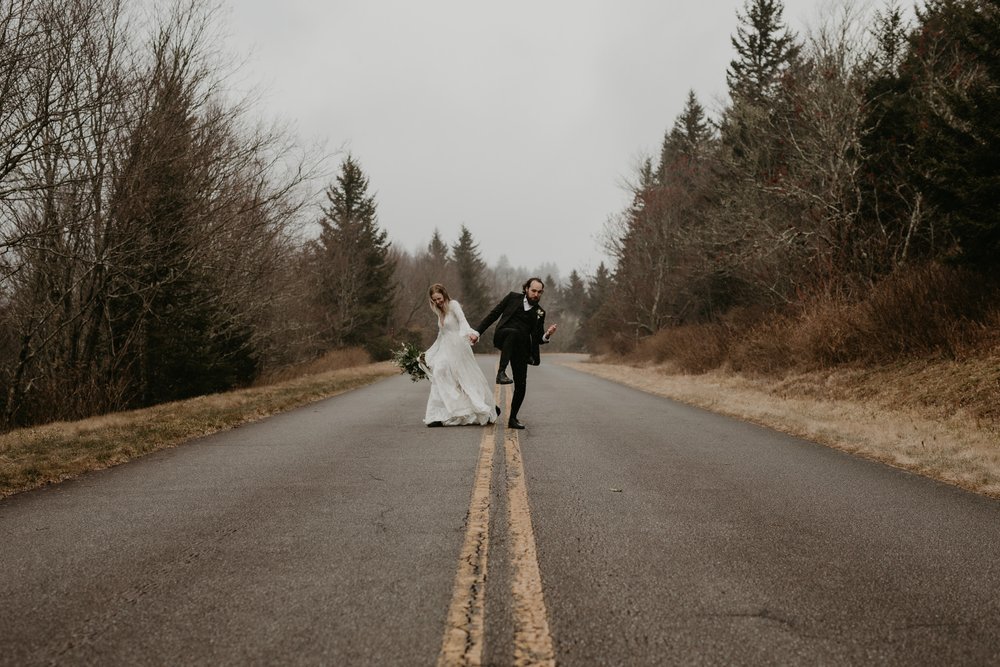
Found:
[421,284,498,426]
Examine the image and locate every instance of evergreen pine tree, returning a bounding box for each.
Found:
[563,270,587,316]
[424,227,454,289]
[451,225,491,320]
[576,263,615,352]
[543,273,560,311]
[585,263,613,319]
[860,0,1000,270]
[110,53,256,406]
[918,0,1000,268]
[659,90,714,181]
[872,3,909,73]
[713,0,810,307]
[726,0,801,106]
[722,0,802,172]
[315,155,396,357]
[427,228,450,265]
[857,3,929,270]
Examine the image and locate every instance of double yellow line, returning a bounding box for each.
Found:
[437,386,555,666]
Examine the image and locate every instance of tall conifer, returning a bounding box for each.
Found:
[919,0,1000,268]
[726,0,801,106]
[315,155,395,355]
[451,225,491,320]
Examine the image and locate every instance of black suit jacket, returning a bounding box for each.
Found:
[476,292,548,365]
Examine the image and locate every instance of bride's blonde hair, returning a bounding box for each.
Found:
[428,283,451,316]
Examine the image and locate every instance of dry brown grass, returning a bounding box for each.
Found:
[568,355,1000,499]
[585,265,1000,494]
[255,347,373,385]
[0,359,395,498]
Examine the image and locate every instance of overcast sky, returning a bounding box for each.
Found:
[224,0,853,281]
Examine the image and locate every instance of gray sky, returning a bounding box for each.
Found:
[224,0,846,280]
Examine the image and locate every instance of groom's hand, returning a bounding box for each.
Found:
[546,324,558,337]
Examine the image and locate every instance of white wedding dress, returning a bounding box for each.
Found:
[421,300,497,426]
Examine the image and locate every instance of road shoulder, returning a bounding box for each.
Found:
[564,360,1000,500]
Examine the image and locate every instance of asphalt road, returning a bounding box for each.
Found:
[2,354,1000,665]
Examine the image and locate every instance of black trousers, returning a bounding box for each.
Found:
[496,327,529,419]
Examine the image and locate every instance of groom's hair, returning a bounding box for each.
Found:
[522,277,543,293]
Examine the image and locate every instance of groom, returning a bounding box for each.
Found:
[470,277,557,429]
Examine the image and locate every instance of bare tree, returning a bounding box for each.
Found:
[769,1,875,287]
[0,0,318,428]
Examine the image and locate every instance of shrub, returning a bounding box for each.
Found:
[631,324,730,373]
[790,294,867,367]
[856,264,996,361]
[728,315,795,375]
[364,335,397,362]
[593,263,999,376]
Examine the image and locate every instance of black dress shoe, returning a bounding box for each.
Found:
[507,418,525,429]
[496,371,513,385]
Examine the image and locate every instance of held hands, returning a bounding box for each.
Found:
[468,332,480,345]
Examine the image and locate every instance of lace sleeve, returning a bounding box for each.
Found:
[451,300,476,338]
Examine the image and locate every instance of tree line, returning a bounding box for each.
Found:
[8,0,994,431]
[0,0,594,431]
[584,0,1000,362]
[389,222,605,356]
[0,0,333,429]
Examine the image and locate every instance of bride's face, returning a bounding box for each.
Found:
[431,292,447,310]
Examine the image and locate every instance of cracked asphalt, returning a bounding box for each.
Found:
[3,354,1000,665]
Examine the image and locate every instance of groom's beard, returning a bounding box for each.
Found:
[526,295,541,306]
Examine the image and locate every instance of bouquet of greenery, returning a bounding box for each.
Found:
[391,341,428,382]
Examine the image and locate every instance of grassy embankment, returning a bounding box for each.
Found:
[571,355,1000,498]
[573,265,1000,498]
[0,349,395,498]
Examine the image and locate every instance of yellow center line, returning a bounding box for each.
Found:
[437,386,502,666]
[438,384,556,666]
[505,423,556,666]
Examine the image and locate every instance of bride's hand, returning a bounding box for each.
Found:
[468,332,479,344]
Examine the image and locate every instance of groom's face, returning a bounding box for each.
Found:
[525,281,544,305]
